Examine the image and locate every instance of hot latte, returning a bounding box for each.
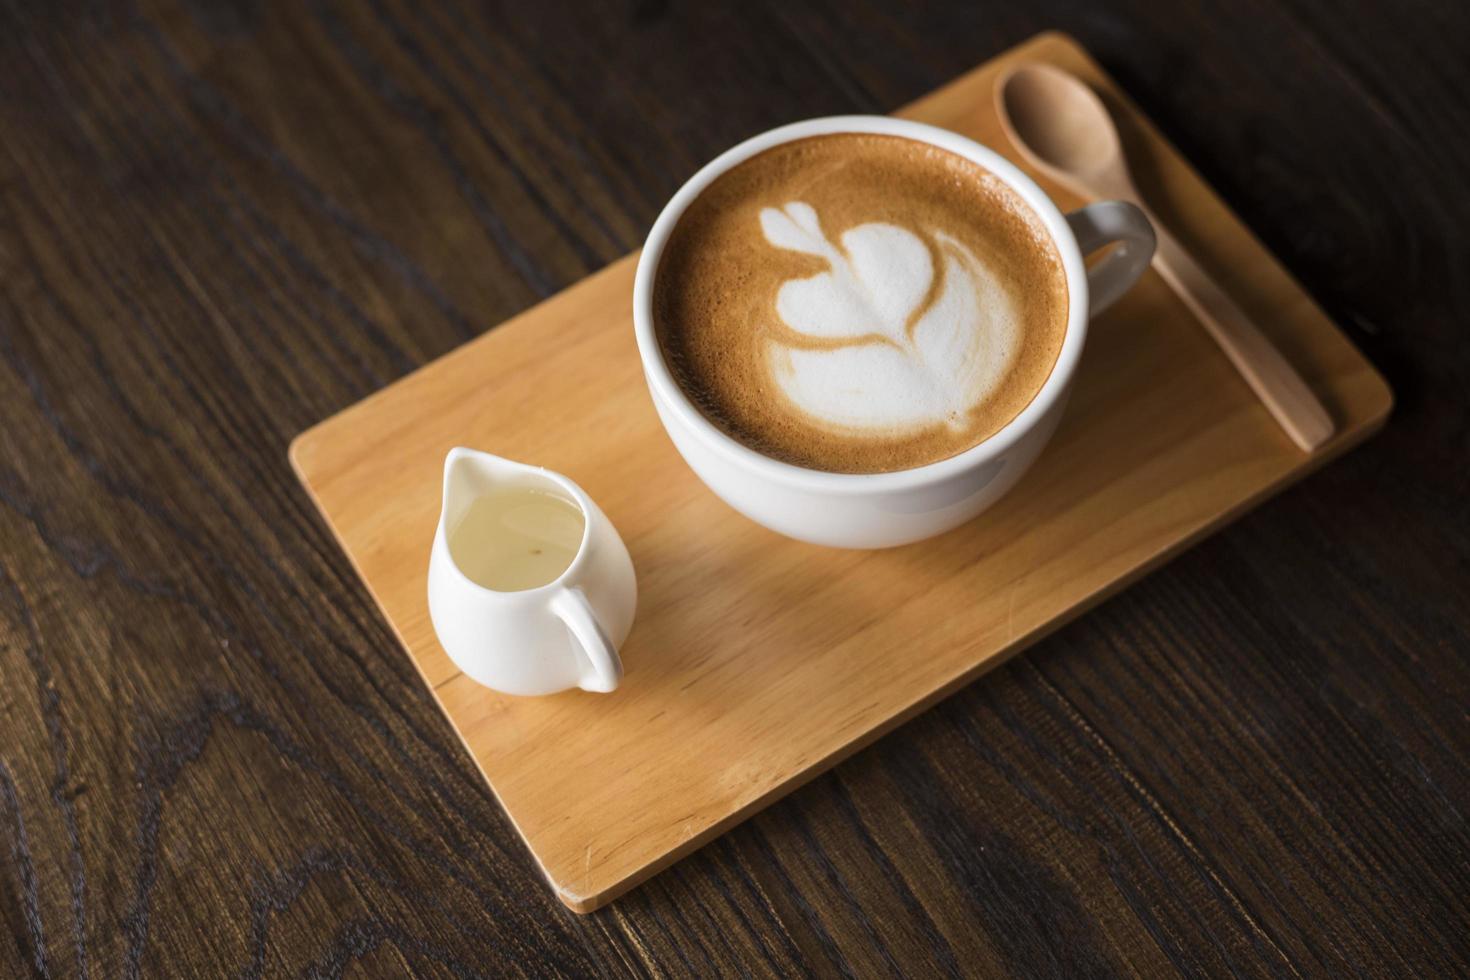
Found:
[653,132,1069,474]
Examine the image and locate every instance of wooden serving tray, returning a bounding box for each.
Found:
[290,32,1391,913]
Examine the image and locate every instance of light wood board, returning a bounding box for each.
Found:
[289,32,1392,913]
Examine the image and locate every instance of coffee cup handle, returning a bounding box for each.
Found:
[1066,201,1156,317]
[552,587,624,693]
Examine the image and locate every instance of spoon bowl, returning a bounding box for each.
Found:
[997,63,1127,193]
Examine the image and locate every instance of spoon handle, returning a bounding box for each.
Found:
[1141,213,1335,451]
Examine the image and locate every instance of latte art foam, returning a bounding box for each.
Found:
[760,202,1020,436]
[654,133,1068,474]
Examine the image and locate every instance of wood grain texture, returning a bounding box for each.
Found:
[290,32,1392,914]
[1,0,1467,975]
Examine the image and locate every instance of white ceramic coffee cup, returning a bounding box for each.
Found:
[633,116,1155,548]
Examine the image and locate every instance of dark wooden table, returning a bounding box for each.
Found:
[3,1,1467,976]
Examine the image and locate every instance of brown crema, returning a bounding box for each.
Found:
[653,133,1069,474]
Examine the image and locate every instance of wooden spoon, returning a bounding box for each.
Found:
[996,63,1334,452]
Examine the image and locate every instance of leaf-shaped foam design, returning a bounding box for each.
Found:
[762,204,1019,436]
[762,203,931,344]
[775,274,886,341]
[759,203,830,257]
[835,223,932,344]
[910,233,1017,414]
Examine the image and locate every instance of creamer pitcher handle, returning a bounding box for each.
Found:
[552,587,623,693]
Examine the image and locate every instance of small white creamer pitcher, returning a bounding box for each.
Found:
[427,447,636,696]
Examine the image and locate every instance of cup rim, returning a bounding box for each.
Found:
[632,115,1089,494]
